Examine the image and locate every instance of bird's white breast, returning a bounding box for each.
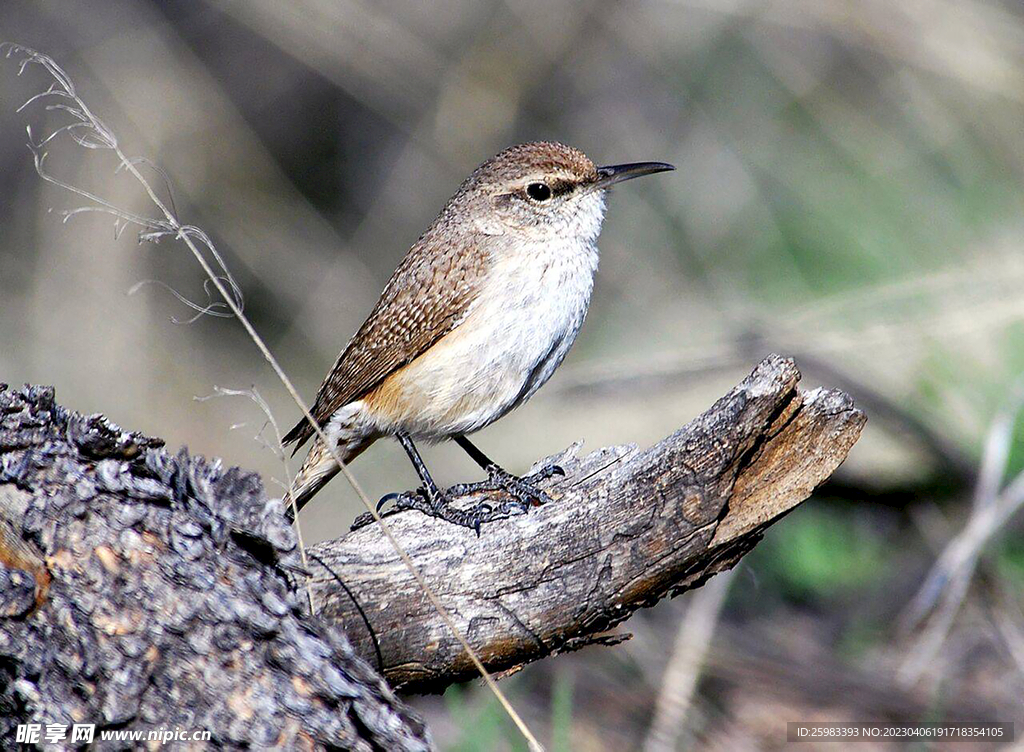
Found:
[363,234,600,439]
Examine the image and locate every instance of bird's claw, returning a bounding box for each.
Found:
[352,464,564,532]
[451,464,560,508]
[532,463,565,480]
[352,488,502,533]
[376,491,403,513]
[494,466,557,507]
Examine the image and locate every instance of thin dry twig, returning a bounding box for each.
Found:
[3,43,543,751]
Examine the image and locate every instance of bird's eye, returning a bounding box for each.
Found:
[526,182,552,201]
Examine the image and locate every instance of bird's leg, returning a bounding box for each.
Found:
[363,432,499,533]
[448,435,565,511]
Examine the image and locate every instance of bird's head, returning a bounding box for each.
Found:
[448,141,674,243]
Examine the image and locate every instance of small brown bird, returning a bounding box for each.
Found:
[284,141,673,529]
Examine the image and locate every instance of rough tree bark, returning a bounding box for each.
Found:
[0,385,430,750]
[0,355,863,748]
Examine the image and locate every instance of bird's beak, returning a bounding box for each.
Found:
[593,161,675,189]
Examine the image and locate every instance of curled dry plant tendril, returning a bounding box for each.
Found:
[129,279,234,324]
[2,42,545,751]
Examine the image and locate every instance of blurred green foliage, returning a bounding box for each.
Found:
[749,503,888,601]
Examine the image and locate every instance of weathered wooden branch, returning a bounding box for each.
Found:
[0,354,862,746]
[309,354,865,692]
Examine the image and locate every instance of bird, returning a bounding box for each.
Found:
[283,141,673,530]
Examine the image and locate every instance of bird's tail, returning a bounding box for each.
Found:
[284,434,374,519]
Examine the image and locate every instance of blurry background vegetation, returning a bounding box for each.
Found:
[3,0,1024,749]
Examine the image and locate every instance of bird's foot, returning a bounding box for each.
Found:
[350,464,564,534]
[448,463,564,511]
[351,485,505,535]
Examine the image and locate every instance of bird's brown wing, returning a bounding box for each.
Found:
[283,234,491,450]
